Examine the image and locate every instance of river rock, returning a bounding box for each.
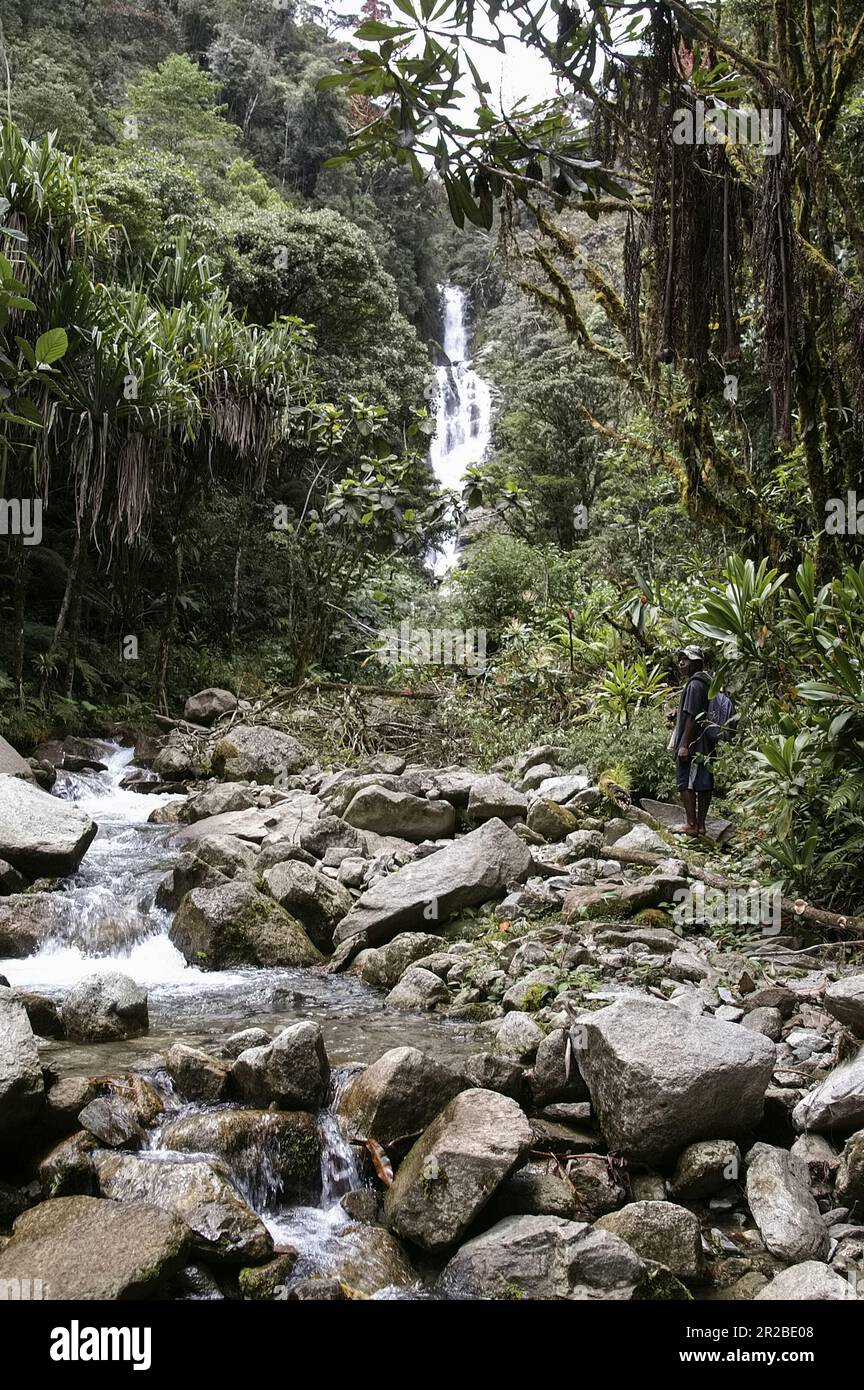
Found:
[383,1088,532,1253]
[352,933,440,988]
[166,1043,232,1103]
[61,971,148,1043]
[596,1201,704,1281]
[562,876,685,924]
[12,989,63,1039]
[463,1053,524,1100]
[836,1130,864,1204]
[169,881,323,969]
[0,990,44,1136]
[526,800,580,842]
[78,1096,143,1147]
[485,1164,582,1221]
[329,1223,416,1295]
[385,965,449,1011]
[754,1261,859,1300]
[161,1109,321,1201]
[443,1214,645,1300]
[493,1011,544,1063]
[181,783,258,824]
[536,773,591,804]
[745,1143,829,1263]
[94,1153,272,1265]
[0,735,35,781]
[467,775,527,822]
[184,688,238,725]
[338,1046,466,1148]
[0,893,64,955]
[825,977,864,1036]
[212,724,311,783]
[0,776,97,878]
[232,1022,330,1110]
[175,791,324,846]
[0,1195,189,1299]
[670,1140,741,1199]
[298,816,367,860]
[38,1132,98,1197]
[342,786,455,843]
[576,997,775,1162]
[530,1027,589,1107]
[793,1047,864,1134]
[333,818,533,950]
[222,1028,271,1059]
[263,860,352,952]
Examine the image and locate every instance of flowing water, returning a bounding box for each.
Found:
[429,284,493,573]
[3,745,477,1292]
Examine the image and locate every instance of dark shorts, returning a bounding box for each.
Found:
[676,758,714,792]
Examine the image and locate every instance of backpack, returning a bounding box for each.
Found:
[704,690,738,749]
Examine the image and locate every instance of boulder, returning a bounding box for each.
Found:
[670,1140,741,1200]
[612,825,671,855]
[169,881,323,969]
[338,1047,466,1148]
[78,1096,143,1147]
[755,1262,858,1301]
[327,1223,416,1296]
[562,876,685,924]
[342,786,455,843]
[320,773,403,818]
[333,818,533,950]
[12,989,63,1039]
[576,997,775,1163]
[463,1053,523,1101]
[222,1027,271,1059]
[493,1011,544,1064]
[486,1165,582,1222]
[183,688,238,726]
[61,972,148,1043]
[442,1214,645,1300]
[793,1047,864,1134]
[835,1130,864,1204]
[232,1022,330,1110]
[745,1143,830,1263]
[383,1088,532,1253]
[298,816,367,861]
[39,1132,98,1197]
[181,784,257,824]
[531,1027,589,1107]
[384,966,449,1012]
[160,1109,320,1202]
[536,773,591,804]
[825,977,864,1037]
[467,775,527,822]
[526,800,580,842]
[94,1153,272,1265]
[263,860,352,952]
[176,792,324,847]
[166,1043,232,1104]
[596,1201,704,1282]
[0,734,36,781]
[0,894,65,956]
[0,990,44,1136]
[352,933,441,988]
[212,724,311,784]
[0,776,97,877]
[0,1195,189,1299]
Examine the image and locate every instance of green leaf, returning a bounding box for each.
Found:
[34,328,68,366]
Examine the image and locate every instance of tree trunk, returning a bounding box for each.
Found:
[154,533,184,715]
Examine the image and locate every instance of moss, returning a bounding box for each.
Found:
[502,1281,524,1300]
[519,982,554,1012]
[633,909,673,928]
[210,738,239,776]
[635,1267,694,1300]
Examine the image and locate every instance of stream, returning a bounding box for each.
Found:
[1,743,479,1294]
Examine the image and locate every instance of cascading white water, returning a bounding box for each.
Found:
[429,284,493,572]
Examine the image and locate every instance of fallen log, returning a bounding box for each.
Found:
[598,844,864,938]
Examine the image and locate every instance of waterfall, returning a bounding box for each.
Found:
[429,284,492,572]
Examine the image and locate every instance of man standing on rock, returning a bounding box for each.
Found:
[670,644,713,837]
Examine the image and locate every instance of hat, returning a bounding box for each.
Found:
[680,644,704,661]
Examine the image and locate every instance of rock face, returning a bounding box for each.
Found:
[443,1215,645,1300]
[596,1201,703,1282]
[338,1046,466,1148]
[183,688,237,726]
[0,776,97,877]
[577,997,776,1162]
[94,1154,272,1265]
[169,881,323,969]
[333,818,533,949]
[824,977,864,1036]
[212,724,311,783]
[0,990,44,1136]
[342,786,455,842]
[383,1088,532,1253]
[744,1143,829,1263]
[793,1047,864,1134]
[0,1196,189,1299]
[263,860,351,952]
[61,972,149,1043]
[232,1022,330,1109]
